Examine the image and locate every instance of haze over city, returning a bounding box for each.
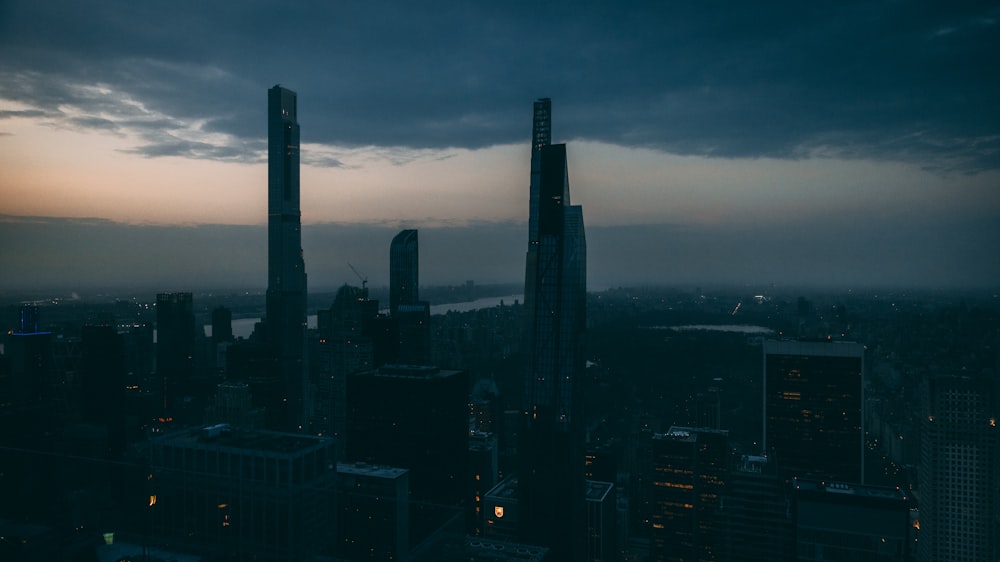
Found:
[2,1,999,292]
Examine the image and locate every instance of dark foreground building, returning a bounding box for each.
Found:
[346,364,468,505]
[150,424,335,561]
[792,479,910,561]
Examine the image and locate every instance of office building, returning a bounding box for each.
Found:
[484,477,521,542]
[722,454,792,561]
[390,229,419,314]
[211,306,233,345]
[346,365,468,505]
[584,480,616,562]
[156,292,195,413]
[5,305,52,405]
[792,479,910,561]
[149,424,335,561]
[336,462,410,561]
[206,381,263,428]
[763,339,865,483]
[80,324,126,456]
[519,98,587,561]
[396,301,431,364]
[265,85,307,431]
[917,371,998,561]
[313,284,375,446]
[470,431,499,535]
[648,427,728,561]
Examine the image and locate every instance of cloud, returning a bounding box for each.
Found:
[0,109,50,119]
[0,1,997,171]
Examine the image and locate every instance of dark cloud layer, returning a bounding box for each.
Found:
[1,1,997,170]
[2,215,997,294]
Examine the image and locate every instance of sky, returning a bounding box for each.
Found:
[1,1,999,294]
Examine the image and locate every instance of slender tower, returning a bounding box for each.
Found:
[266,85,307,430]
[519,98,587,561]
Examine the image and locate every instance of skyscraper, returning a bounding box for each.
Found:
[917,371,998,561]
[763,339,865,483]
[519,98,587,561]
[648,427,728,561]
[265,85,307,431]
[389,229,431,364]
[390,229,419,315]
[156,292,194,414]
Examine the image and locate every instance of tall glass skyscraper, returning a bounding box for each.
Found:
[389,229,419,315]
[519,98,587,561]
[266,85,307,431]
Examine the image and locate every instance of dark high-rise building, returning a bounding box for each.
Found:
[336,462,410,561]
[585,480,616,562]
[518,98,587,561]
[792,479,910,561]
[722,454,792,561]
[917,372,998,562]
[80,324,126,456]
[346,365,468,505]
[312,284,375,448]
[763,339,865,483]
[390,229,419,314]
[648,427,728,561]
[395,302,431,365]
[211,306,233,345]
[5,305,52,405]
[156,292,195,413]
[150,425,335,561]
[265,85,307,431]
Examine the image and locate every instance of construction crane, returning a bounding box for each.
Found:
[348,263,368,290]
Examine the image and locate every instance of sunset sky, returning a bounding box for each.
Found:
[1,1,998,293]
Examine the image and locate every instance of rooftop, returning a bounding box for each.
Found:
[156,424,332,456]
[337,461,408,479]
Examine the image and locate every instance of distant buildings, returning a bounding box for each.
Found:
[4,305,52,406]
[763,339,865,483]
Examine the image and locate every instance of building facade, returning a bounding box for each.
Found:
[648,427,728,561]
[792,479,910,561]
[917,371,998,561]
[156,292,195,414]
[149,424,335,561]
[763,339,865,483]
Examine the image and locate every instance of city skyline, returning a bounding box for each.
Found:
[1,2,999,292]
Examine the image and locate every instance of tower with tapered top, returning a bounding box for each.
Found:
[519,98,587,561]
